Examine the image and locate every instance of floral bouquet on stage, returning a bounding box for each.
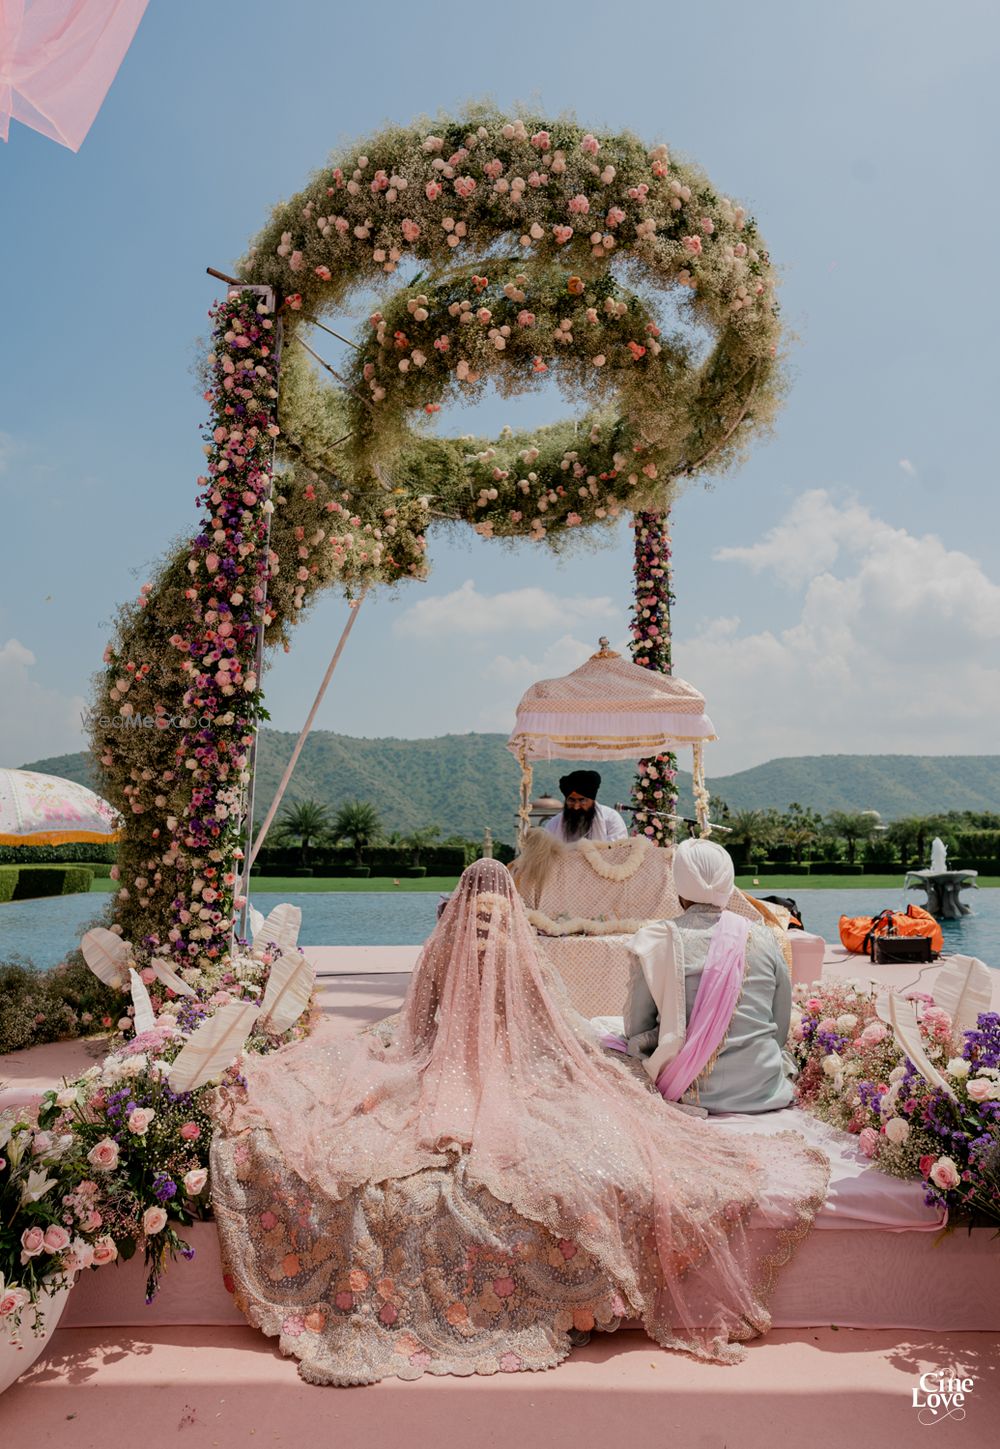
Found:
[0,1112,117,1346]
[789,978,1000,1231]
[25,905,318,1302]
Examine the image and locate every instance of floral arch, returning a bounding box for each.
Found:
[89,109,783,968]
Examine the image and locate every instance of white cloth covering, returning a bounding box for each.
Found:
[543,801,628,843]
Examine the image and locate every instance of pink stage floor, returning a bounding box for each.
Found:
[3,947,999,1442]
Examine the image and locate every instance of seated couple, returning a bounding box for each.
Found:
[212,858,828,1387]
[620,837,797,1116]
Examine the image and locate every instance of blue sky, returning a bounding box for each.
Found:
[1,0,998,776]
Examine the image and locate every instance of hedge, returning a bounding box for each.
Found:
[12,866,94,899]
[0,841,117,865]
[0,869,18,903]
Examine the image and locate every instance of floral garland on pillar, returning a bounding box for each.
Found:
[629,510,679,843]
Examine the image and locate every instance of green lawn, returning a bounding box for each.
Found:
[736,872,999,891]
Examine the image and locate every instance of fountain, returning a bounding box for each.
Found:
[904,836,978,920]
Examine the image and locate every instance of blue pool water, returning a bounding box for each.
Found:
[3,887,998,973]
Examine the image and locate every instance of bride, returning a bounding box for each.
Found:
[211,860,829,1386]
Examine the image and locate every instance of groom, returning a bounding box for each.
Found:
[623,838,796,1114]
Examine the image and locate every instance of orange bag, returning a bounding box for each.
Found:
[838,904,943,955]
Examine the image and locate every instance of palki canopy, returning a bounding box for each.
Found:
[0,768,121,846]
[506,645,717,840]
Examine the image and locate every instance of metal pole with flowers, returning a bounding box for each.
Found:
[629,510,679,842]
[171,284,282,967]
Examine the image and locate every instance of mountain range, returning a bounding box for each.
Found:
[19,737,1000,843]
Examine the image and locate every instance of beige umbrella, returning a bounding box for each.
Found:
[0,768,121,846]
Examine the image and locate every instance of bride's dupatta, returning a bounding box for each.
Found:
[211,861,829,1385]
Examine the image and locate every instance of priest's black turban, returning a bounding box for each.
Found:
[559,770,601,799]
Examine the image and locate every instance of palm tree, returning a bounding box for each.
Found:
[402,824,441,867]
[825,811,879,865]
[333,799,383,866]
[726,810,773,867]
[273,799,333,867]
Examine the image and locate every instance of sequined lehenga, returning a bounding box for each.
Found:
[210,861,829,1385]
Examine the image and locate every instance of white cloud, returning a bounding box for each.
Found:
[677,492,1000,773]
[898,458,917,476]
[393,579,617,639]
[0,639,88,767]
[472,633,610,732]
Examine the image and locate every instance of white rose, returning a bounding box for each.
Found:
[889,1064,907,1082]
[884,1117,910,1145]
[946,1058,970,1078]
[55,1088,78,1108]
[835,1014,858,1032]
[821,1053,841,1077]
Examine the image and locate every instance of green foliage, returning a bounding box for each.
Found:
[0,958,120,1056]
[332,799,384,865]
[0,869,17,903]
[273,799,335,865]
[10,866,93,900]
[0,841,117,865]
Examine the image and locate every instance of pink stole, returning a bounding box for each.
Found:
[654,910,750,1102]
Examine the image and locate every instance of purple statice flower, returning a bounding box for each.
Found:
[962,1012,1000,1070]
[152,1174,177,1204]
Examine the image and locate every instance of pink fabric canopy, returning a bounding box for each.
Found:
[507,647,717,763]
[0,0,148,151]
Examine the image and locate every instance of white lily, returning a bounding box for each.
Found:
[21,1168,58,1203]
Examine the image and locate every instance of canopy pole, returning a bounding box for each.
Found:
[692,741,712,837]
[236,591,367,936]
[516,748,534,849]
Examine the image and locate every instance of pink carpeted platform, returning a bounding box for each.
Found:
[3,1325,997,1449]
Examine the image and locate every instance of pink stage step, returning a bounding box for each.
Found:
[4,1325,996,1449]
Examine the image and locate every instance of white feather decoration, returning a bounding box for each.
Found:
[80,927,130,988]
[252,903,302,962]
[930,956,994,1036]
[167,1001,261,1094]
[882,992,957,1100]
[149,959,197,999]
[247,904,265,943]
[128,968,157,1035]
[259,952,315,1035]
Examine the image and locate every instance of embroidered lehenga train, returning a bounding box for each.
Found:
[211,861,829,1385]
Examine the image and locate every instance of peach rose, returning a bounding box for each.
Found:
[93,1236,119,1266]
[142,1206,168,1235]
[20,1226,46,1258]
[929,1157,961,1191]
[87,1138,119,1171]
[42,1225,71,1254]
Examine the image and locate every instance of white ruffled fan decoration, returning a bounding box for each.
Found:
[875,957,993,1099]
[80,906,315,1095]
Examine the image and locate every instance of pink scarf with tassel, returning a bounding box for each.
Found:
[654,910,750,1102]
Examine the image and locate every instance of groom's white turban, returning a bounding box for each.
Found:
[673,838,735,908]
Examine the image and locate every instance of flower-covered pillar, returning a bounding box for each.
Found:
[629,510,679,842]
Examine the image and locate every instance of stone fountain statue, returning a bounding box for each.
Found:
[905,836,978,919]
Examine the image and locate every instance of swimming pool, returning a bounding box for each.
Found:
[3,886,997,972]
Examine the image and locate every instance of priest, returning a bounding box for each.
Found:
[543,770,628,844]
[622,837,796,1113]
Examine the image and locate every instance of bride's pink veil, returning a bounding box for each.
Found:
[230,859,828,1361]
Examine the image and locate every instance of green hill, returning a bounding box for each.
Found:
[18,739,1000,843]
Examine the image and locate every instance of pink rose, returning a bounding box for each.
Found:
[92,1236,118,1267]
[568,194,590,214]
[858,1128,879,1159]
[0,1287,29,1317]
[966,1076,993,1102]
[43,1225,71,1254]
[180,1122,201,1141]
[858,1022,888,1047]
[918,1154,934,1178]
[929,1156,961,1191]
[128,1107,155,1135]
[183,1168,208,1196]
[817,1018,838,1035]
[142,1206,167,1236]
[20,1226,46,1259]
[682,235,703,256]
[805,998,823,1013]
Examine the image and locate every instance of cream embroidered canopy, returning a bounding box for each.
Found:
[506,646,717,838]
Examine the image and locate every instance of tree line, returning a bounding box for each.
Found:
[713,804,1000,868]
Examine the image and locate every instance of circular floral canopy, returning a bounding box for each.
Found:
[91,109,783,967]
